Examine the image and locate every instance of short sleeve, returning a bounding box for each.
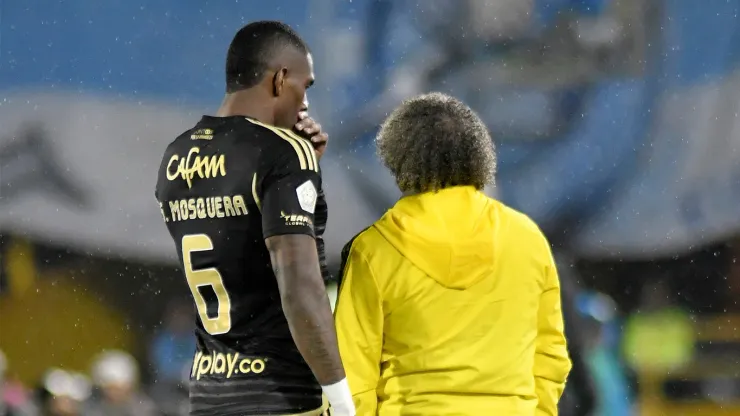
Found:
[256,128,321,239]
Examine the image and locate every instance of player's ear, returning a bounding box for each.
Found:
[272,68,288,97]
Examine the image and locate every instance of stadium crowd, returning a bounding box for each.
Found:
[0,309,192,416]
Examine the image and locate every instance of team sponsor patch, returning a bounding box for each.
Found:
[281,211,313,228]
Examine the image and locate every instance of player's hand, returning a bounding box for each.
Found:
[294,111,328,160]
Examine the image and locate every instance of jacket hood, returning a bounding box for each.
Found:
[374,186,497,289]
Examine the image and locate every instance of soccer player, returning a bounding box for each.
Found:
[334,93,572,415]
[155,21,354,416]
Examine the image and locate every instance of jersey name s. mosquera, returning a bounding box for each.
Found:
[155,116,327,416]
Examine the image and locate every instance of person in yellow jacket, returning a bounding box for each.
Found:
[334,92,572,415]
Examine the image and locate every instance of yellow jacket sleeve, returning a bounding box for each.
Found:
[334,244,383,415]
[534,250,572,416]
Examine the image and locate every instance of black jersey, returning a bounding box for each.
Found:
[155,116,328,416]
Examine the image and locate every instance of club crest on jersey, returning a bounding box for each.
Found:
[296,180,317,214]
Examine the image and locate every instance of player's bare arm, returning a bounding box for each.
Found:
[265,234,345,384]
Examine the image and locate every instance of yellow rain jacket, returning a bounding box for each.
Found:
[334,186,571,415]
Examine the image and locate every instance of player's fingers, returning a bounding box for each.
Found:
[304,123,321,135]
[294,117,314,131]
[298,123,319,135]
[312,132,328,145]
[298,111,308,120]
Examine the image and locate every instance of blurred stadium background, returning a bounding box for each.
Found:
[1,0,740,415]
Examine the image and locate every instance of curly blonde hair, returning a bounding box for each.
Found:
[376,92,496,194]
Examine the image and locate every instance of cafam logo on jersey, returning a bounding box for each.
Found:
[191,351,267,380]
[167,146,226,189]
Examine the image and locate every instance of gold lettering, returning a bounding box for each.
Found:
[166,147,226,188]
[223,196,236,217]
[239,359,250,374]
[196,355,212,380]
[214,196,224,218]
[191,351,202,378]
[166,154,179,178]
[233,195,248,216]
[178,200,186,221]
[250,359,266,374]
[213,353,227,374]
[191,353,266,379]
[196,198,206,219]
[158,202,168,222]
[169,201,181,222]
[226,353,239,378]
[191,129,214,140]
[206,198,216,218]
[188,199,196,220]
[164,195,247,223]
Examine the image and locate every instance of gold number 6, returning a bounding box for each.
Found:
[181,234,232,335]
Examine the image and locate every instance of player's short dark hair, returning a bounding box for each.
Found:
[225,21,309,93]
[376,92,496,194]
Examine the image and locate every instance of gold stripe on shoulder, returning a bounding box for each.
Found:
[272,128,311,171]
[245,118,310,171]
[280,128,319,172]
[294,135,315,172]
[251,172,262,212]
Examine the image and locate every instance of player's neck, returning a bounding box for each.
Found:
[216,92,275,124]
